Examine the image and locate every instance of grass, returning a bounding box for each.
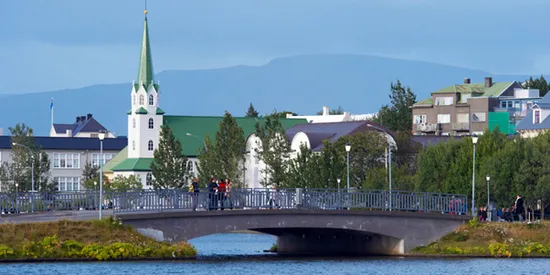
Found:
[412,220,550,257]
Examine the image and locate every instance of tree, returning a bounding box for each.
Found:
[82,174,109,191]
[523,75,549,97]
[150,124,190,189]
[316,106,345,115]
[273,111,297,119]
[214,111,246,187]
[82,162,99,181]
[197,135,220,187]
[0,123,51,192]
[374,80,417,132]
[107,175,142,192]
[245,103,260,118]
[255,112,292,187]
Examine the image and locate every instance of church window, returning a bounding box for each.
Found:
[139,95,144,105]
[148,118,154,129]
[149,94,154,105]
[132,140,135,151]
[148,140,154,151]
[133,118,136,128]
[132,94,136,105]
[146,173,152,186]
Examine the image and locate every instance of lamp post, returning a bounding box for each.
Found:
[15,183,19,213]
[471,135,478,216]
[94,181,98,210]
[366,124,393,211]
[337,178,341,191]
[186,133,207,151]
[486,175,491,218]
[12,143,34,192]
[345,143,351,209]
[98,132,105,219]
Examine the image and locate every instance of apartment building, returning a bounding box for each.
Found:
[412,77,540,136]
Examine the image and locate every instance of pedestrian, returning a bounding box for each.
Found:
[227,180,234,210]
[189,177,200,211]
[218,178,227,210]
[515,195,525,222]
[207,178,218,211]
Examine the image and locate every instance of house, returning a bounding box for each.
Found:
[412,77,540,136]
[0,136,127,191]
[286,106,377,123]
[50,114,116,138]
[515,92,550,138]
[109,11,308,188]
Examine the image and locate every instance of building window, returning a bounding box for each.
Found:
[535,110,541,124]
[148,118,154,129]
[472,113,486,122]
[459,94,470,104]
[132,94,136,105]
[139,95,144,105]
[148,140,154,151]
[149,94,154,105]
[413,115,426,124]
[54,177,80,192]
[187,161,194,173]
[90,133,98,138]
[146,173,152,186]
[133,118,136,128]
[456,113,469,123]
[435,97,453,106]
[92,153,113,167]
[53,153,80,168]
[132,140,136,151]
[437,114,451,124]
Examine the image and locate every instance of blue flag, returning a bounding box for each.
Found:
[50,98,54,110]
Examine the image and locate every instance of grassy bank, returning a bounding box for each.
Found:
[0,217,196,261]
[412,220,550,257]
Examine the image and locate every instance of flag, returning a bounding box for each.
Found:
[50,98,54,110]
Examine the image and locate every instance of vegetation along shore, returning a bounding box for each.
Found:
[412,220,550,258]
[0,217,196,261]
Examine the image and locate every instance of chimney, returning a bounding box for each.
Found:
[464,78,471,84]
[76,116,80,123]
[80,116,86,122]
[87,113,93,120]
[322,106,330,116]
[485,77,493,88]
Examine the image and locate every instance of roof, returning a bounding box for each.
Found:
[103,146,128,173]
[516,92,550,131]
[286,121,394,151]
[414,81,514,107]
[0,136,127,151]
[135,15,154,89]
[111,158,153,172]
[164,115,308,156]
[52,115,109,136]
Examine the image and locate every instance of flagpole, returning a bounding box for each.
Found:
[50,98,54,126]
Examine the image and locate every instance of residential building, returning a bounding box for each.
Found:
[286,106,377,124]
[50,113,116,138]
[412,77,540,136]
[515,92,550,138]
[0,136,127,192]
[109,11,307,188]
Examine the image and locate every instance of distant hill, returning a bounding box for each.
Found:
[0,54,533,136]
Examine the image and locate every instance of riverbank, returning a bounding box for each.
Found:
[0,216,196,261]
[412,219,550,257]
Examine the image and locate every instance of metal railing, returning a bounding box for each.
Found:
[110,188,469,215]
[0,189,469,215]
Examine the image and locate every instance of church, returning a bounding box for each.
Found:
[107,10,307,188]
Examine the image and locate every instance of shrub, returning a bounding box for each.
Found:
[468,219,479,228]
[441,231,469,242]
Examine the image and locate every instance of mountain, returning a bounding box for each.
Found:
[0,54,534,136]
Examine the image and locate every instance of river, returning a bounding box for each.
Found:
[1,233,549,274]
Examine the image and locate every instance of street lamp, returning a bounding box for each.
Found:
[94,181,98,210]
[471,135,479,216]
[98,132,105,220]
[337,178,341,191]
[345,143,351,209]
[486,175,491,217]
[366,124,393,211]
[12,143,34,192]
[186,133,208,151]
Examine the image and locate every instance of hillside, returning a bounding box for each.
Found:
[0,54,532,136]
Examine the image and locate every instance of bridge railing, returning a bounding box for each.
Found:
[0,191,105,213]
[110,188,468,215]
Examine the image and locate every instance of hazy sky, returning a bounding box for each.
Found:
[2,0,550,94]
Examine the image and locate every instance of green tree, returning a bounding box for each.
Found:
[214,111,246,187]
[197,135,220,187]
[374,80,417,132]
[316,106,345,115]
[82,175,109,191]
[523,75,549,97]
[82,162,99,181]
[245,103,260,117]
[254,112,292,187]
[273,111,297,118]
[150,124,189,189]
[107,175,143,192]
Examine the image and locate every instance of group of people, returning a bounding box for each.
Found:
[188,177,234,211]
[477,195,526,222]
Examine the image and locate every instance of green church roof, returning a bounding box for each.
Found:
[103,146,128,173]
[135,107,148,114]
[156,107,165,115]
[164,116,308,157]
[136,15,154,89]
[112,158,153,172]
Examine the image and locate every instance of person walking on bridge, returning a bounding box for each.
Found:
[207,178,218,211]
[189,178,200,211]
[218,178,227,210]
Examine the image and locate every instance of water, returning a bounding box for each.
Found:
[2,233,550,275]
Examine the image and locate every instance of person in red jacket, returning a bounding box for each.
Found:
[218,178,227,210]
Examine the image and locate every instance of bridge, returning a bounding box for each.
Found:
[0,188,470,256]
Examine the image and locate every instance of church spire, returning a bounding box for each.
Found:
[137,5,154,86]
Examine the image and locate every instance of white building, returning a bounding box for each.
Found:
[50,113,116,138]
[286,106,376,123]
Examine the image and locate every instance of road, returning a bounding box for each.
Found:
[0,210,114,224]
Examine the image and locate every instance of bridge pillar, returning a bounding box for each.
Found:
[275,230,404,256]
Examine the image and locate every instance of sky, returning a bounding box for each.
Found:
[2,0,550,94]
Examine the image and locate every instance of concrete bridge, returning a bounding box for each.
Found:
[116,209,470,256]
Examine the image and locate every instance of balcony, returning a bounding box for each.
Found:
[452,122,470,131]
[416,123,438,133]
